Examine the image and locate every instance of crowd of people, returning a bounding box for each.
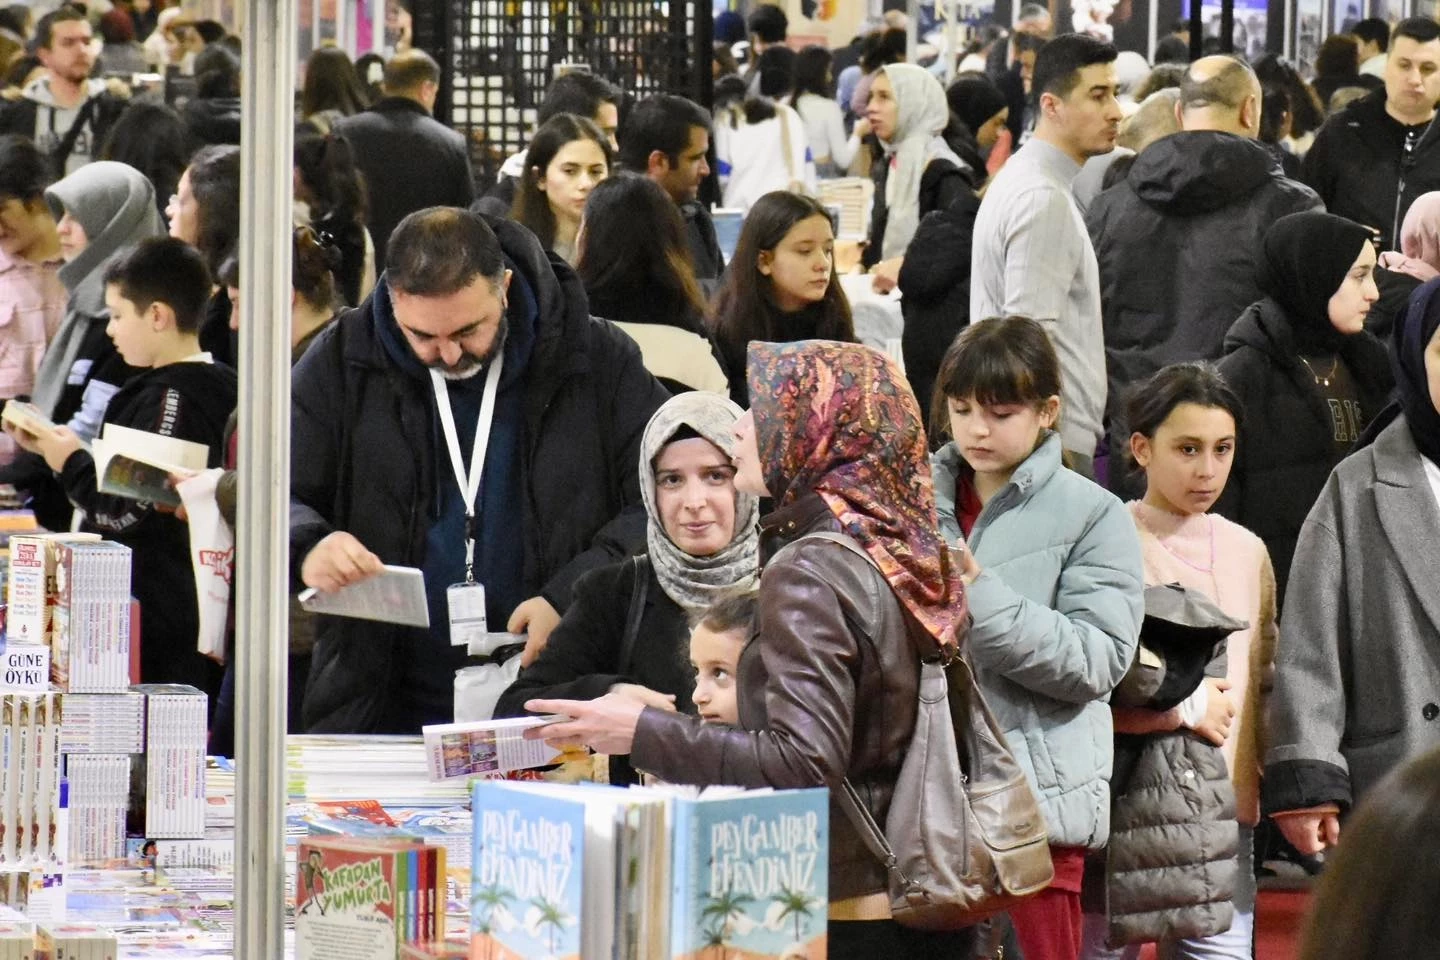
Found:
[0,1,1435,957]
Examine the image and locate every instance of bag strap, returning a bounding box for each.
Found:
[777,106,799,187]
[617,554,650,677]
[800,531,922,891]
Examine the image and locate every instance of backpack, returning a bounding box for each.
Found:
[805,531,1055,931]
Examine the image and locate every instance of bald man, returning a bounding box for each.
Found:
[1086,53,1320,495]
[335,50,476,269]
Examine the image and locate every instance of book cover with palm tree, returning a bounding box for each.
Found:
[470,782,582,960]
[670,788,829,960]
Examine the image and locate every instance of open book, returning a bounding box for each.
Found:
[91,424,209,508]
[298,564,430,629]
[420,714,571,780]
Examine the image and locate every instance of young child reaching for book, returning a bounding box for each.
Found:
[5,237,237,696]
[689,589,757,726]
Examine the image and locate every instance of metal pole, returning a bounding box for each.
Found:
[1147,0,1158,62]
[945,0,960,84]
[234,0,295,952]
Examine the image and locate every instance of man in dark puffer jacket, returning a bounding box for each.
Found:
[290,207,669,733]
[1087,56,1319,491]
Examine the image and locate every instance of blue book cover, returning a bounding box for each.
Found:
[670,788,829,960]
[471,781,584,960]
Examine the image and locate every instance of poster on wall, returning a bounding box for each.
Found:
[1056,0,1154,56]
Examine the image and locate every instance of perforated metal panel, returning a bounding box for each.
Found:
[413,0,714,191]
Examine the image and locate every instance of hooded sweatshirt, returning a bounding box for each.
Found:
[32,162,163,437]
[0,76,123,176]
[1087,131,1321,452]
[59,357,237,692]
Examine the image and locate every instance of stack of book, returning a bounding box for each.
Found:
[49,542,133,694]
[5,534,101,649]
[294,835,447,960]
[0,693,64,869]
[470,781,830,960]
[129,685,207,840]
[34,922,116,959]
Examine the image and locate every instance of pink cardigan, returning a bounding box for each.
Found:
[0,248,65,463]
[1128,501,1279,825]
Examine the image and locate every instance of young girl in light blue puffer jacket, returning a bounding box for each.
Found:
[930,316,1145,960]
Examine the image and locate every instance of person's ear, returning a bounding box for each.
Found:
[1039,395,1060,429]
[1242,94,1259,132]
[1039,90,1061,123]
[647,148,671,179]
[756,250,774,276]
[1130,432,1152,469]
[532,166,545,190]
[150,300,175,331]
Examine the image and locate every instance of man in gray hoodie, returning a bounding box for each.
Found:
[0,6,128,176]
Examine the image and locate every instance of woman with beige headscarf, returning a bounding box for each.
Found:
[861,62,976,293]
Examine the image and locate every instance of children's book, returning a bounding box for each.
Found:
[295,835,444,960]
[0,401,59,439]
[91,424,209,508]
[666,787,830,960]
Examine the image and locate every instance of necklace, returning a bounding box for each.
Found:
[1299,355,1340,387]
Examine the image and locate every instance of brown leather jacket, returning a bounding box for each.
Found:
[629,493,922,900]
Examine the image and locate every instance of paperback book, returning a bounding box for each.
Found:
[295,836,445,960]
[90,424,208,508]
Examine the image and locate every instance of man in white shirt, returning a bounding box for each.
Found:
[970,33,1122,475]
[1354,17,1390,77]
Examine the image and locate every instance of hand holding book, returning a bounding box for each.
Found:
[522,693,647,756]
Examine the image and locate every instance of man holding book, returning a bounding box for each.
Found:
[7,237,236,696]
[290,206,667,734]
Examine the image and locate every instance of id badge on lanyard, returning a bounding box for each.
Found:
[431,353,503,647]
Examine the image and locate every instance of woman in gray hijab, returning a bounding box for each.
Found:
[0,161,163,529]
[495,391,760,781]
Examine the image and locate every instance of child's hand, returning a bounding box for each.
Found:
[35,426,83,473]
[608,683,677,713]
[957,540,982,586]
[1189,677,1236,746]
[4,421,45,456]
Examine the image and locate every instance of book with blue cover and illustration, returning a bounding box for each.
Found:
[470,781,586,960]
[670,787,829,960]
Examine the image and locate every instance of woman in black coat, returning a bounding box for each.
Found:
[1215,211,1393,603]
[494,392,760,782]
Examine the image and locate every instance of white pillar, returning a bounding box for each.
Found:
[234,0,295,953]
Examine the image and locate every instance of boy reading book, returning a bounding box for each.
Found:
[8,237,237,695]
[689,589,757,727]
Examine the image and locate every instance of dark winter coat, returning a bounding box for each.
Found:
[334,97,476,270]
[1087,131,1321,437]
[1213,299,1393,601]
[496,556,692,783]
[60,360,236,694]
[897,186,981,435]
[1301,89,1440,249]
[0,82,128,176]
[862,157,973,270]
[181,96,241,150]
[289,215,669,733]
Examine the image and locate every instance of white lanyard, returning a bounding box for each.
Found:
[430,353,503,583]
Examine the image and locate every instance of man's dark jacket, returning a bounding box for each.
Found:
[0,88,128,176]
[1087,131,1321,476]
[289,214,669,733]
[1301,88,1440,249]
[334,97,476,270]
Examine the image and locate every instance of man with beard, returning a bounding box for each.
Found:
[290,207,669,733]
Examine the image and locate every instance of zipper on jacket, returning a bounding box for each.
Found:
[1394,128,1420,246]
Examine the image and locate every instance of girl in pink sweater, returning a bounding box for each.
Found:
[1082,362,1279,960]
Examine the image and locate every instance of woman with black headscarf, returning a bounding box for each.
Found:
[1262,276,1440,861]
[945,75,1010,181]
[1213,211,1393,602]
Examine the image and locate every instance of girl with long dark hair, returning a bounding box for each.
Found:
[708,190,855,405]
[510,113,610,265]
[295,130,373,306]
[302,46,372,134]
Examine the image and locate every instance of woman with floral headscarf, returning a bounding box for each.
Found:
[525,341,975,957]
[862,62,976,292]
[495,392,759,783]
